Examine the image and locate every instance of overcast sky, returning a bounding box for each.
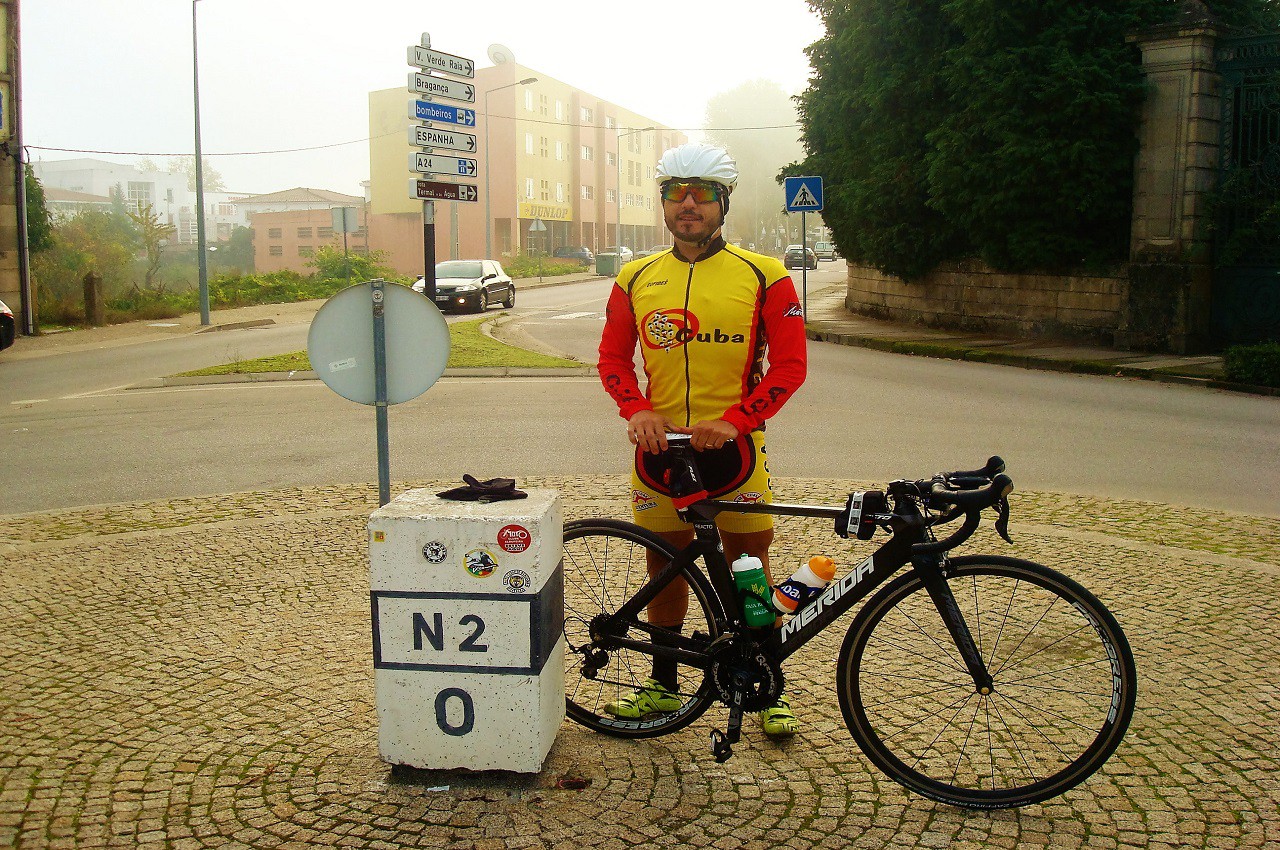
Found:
[20,0,825,197]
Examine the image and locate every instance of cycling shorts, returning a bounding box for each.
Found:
[630,430,773,534]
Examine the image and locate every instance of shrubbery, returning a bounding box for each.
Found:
[502,253,587,278]
[1223,341,1280,387]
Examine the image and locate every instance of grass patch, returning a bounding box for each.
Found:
[176,316,580,376]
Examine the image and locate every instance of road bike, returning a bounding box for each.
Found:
[560,435,1137,809]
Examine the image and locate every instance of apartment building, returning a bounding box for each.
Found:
[369,62,685,276]
[31,158,250,242]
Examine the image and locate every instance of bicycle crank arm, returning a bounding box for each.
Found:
[711,703,745,762]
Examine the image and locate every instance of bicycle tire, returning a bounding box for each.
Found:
[562,518,723,738]
[837,555,1136,808]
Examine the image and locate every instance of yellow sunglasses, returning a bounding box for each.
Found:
[660,180,723,204]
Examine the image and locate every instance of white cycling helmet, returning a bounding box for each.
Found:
[655,142,739,191]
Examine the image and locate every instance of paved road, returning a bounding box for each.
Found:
[3,276,1278,516]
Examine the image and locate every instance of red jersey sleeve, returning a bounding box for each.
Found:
[720,275,808,435]
[597,282,653,421]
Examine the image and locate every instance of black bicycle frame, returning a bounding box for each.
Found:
[600,439,993,690]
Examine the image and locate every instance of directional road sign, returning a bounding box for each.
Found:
[410,152,478,177]
[409,72,475,104]
[410,179,479,203]
[406,45,475,79]
[784,175,824,212]
[409,99,477,127]
[409,125,478,154]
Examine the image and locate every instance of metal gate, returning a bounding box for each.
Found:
[1214,34,1280,345]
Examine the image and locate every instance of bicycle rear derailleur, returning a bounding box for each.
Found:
[707,635,784,762]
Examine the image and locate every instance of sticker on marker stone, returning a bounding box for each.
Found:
[464,548,498,578]
[422,541,448,563]
[502,569,531,593]
[372,531,386,543]
[497,524,532,553]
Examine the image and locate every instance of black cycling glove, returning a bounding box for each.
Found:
[437,474,528,502]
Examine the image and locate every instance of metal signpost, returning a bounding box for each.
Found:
[783,175,824,315]
[408,33,479,303]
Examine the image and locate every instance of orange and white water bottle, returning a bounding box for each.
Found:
[772,555,837,614]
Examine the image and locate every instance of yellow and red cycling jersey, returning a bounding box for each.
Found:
[598,237,808,435]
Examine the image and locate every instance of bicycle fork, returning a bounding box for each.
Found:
[915,555,995,694]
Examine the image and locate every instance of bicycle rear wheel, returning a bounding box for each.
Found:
[837,555,1136,808]
[562,519,722,738]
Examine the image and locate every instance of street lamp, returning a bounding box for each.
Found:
[616,125,653,265]
[192,0,210,325]
[484,76,537,259]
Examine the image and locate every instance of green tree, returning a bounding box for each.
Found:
[25,165,54,254]
[30,208,140,321]
[306,244,400,286]
[704,80,807,252]
[797,0,1280,279]
[168,155,226,192]
[220,225,255,272]
[127,203,178,291]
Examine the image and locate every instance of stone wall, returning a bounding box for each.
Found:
[844,261,1127,344]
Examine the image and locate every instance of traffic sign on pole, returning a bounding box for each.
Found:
[409,125,478,154]
[784,175,824,212]
[408,72,475,104]
[406,45,475,78]
[410,179,480,203]
[409,98,477,127]
[410,152,478,177]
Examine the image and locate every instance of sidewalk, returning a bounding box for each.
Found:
[2,478,1278,849]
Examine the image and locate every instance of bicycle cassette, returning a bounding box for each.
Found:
[708,639,784,712]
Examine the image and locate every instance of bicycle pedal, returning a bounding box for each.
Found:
[710,729,734,763]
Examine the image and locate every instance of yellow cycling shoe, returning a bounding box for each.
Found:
[758,693,799,737]
[603,678,682,718]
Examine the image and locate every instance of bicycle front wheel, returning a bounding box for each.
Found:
[561,519,722,738]
[837,555,1136,808]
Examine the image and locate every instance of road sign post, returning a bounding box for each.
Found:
[784,176,825,316]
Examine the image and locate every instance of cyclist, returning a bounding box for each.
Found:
[597,142,808,736]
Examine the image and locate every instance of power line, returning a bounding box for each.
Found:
[26,120,801,159]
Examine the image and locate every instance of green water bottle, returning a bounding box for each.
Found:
[731,554,776,628]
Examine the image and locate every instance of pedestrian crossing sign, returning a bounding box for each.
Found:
[784,175,823,212]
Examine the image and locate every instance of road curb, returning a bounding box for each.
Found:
[194,318,277,333]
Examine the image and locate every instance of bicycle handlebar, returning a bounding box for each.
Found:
[905,461,1015,555]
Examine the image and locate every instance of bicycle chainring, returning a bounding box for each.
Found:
[709,638,784,712]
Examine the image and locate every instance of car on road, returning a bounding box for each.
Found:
[813,241,837,261]
[552,246,593,265]
[0,298,14,351]
[603,246,634,263]
[412,259,515,313]
[636,245,672,259]
[784,246,818,270]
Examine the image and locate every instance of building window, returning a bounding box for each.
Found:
[581,106,594,123]
[317,226,334,238]
[525,90,533,111]
[215,203,235,216]
[540,137,549,158]
[606,152,616,167]
[555,141,563,161]
[297,227,312,238]
[298,245,314,257]
[556,183,564,203]
[525,133,533,155]
[268,228,282,238]
[269,245,283,256]
[581,185,594,201]
[539,94,549,116]
[525,178,534,199]
[581,145,594,161]
[556,101,563,121]
[605,116,615,129]
[606,189,616,204]
[126,181,153,214]
[539,179,550,201]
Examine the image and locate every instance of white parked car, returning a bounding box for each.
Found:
[0,298,15,351]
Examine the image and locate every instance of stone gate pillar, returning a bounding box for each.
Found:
[1120,3,1223,352]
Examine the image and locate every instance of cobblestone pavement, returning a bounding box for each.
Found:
[2,477,1278,849]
